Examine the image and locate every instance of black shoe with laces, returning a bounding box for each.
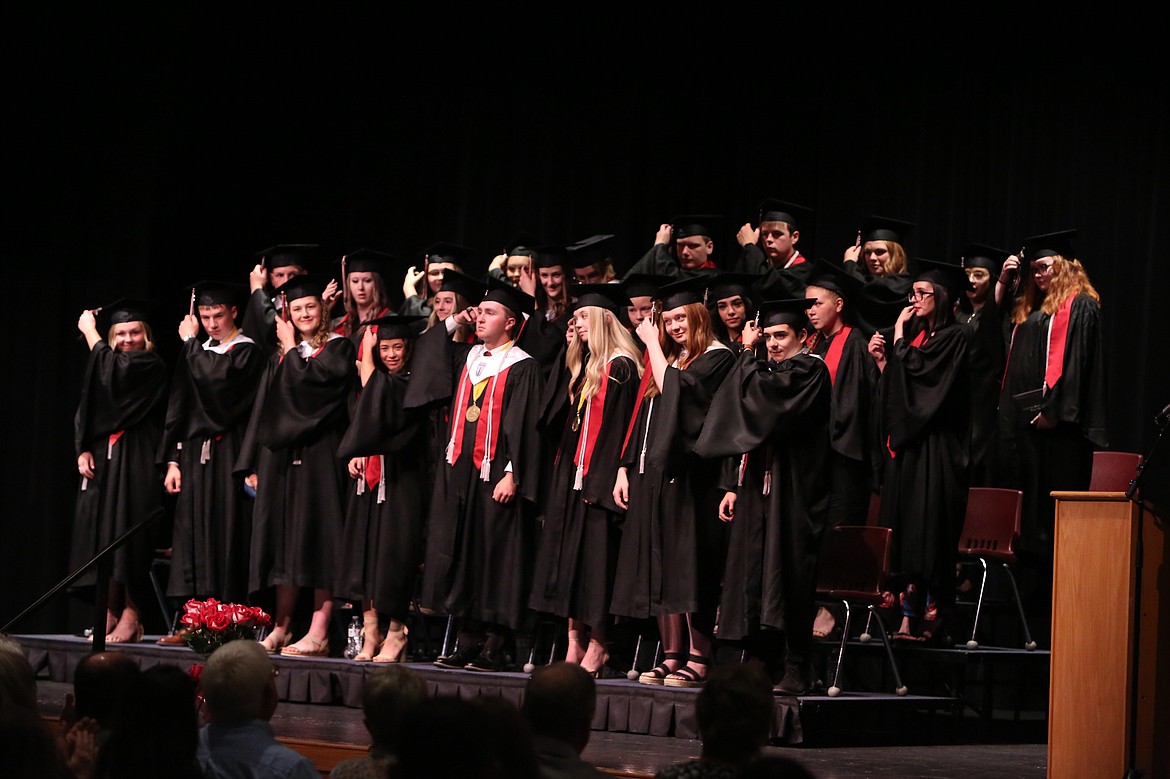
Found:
[773,662,811,696]
[433,643,483,669]
[464,646,508,672]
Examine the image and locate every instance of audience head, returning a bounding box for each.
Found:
[522,662,596,754]
[97,665,201,779]
[72,651,140,727]
[0,635,36,713]
[399,696,538,779]
[362,665,427,754]
[201,640,278,724]
[695,662,774,766]
[737,755,819,779]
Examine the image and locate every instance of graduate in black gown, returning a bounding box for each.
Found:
[695,299,832,694]
[234,276,356,657]
[996,231,1106,642]
[611,276,735,688]
[733,199,811,273]
[622,216,723,280]
[529,285,643,676]
[844,216,916,337]
[330,249,397,356]
[706,273,757,352]
[869,261,972,643]
[803,263,880,641]
[159,282,264,619]
[71,300,168,643]
[335,316,432,663]
[399,242,473,320]
[404,280,544,672]
[956,244,1010,486]
[241,244,318,358]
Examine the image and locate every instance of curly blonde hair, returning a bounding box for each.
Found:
[1011,256,1101,324]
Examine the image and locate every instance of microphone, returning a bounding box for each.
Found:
[1156,402,1170,427]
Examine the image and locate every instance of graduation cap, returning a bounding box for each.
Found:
[804,260,862,298]
[359,314,427,341]
[915,259,973,300]
[621,273,672,300]
[707,272,757,304]
[340,248,398,277]
[98,297,157,328]
[568,284,630,315]
[757,199,812,230]
[437,269,486,304]
[534,244,572,270]
[423,242,477,267]
[671,215,722,241]
[1022,229,1077,262]
[961,243,1011,273]
[272,274,328,303]
[759,299,815,330]
[505,232,540,258]
[189,280,246,309]
[657,275,710,311]
[256,244,317,270]
[567,234,618,269]
[484,274,537,316]
[861,216,915,245]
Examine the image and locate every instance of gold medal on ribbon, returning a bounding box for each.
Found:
[571,414,581,432]
[465,404,481,423]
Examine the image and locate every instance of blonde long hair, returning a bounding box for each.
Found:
[866,240,908,276]
[278,296,333,355]
[1011,256,1101,325]
[566,306,643,403]
[106,321,156,352]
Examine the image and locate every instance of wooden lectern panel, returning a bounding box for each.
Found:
[1048,492,1166,779]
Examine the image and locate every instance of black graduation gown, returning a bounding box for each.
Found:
[812,327,879,526]
[997,294,1106,555]
[622,244,718,281]
[70,344,167,595]
[160,336,265,601]
[877,321,971,606]
[959,300,1006,486]
[335,368,433,619]
[842,262,914,337]
[234,337,356,593]
[693,351,832,655]
[529,356,639,626]
[610,347,735,619]
[241,289,281,357]
[403,324,544,630]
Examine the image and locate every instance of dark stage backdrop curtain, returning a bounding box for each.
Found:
[6,60,1167,633]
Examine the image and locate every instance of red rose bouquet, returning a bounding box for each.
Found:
[180,599,272,657]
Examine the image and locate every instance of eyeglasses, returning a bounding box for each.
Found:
[907,290,935,302]
[1031,261,1055,275]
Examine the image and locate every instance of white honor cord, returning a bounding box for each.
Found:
[573,399,592,491]
[377,457,386,504]
[638,398,655,475]
[200,439,211,464]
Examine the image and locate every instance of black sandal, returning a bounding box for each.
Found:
[663,654,709,688]
[638,651,684,685]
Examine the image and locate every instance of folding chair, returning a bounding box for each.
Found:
[957,487,1036,651]
[1089,451,1142,494]
[816,525,907,697]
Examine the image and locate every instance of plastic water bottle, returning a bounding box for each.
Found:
[344,616,362,659]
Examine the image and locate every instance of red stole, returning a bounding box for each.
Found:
[823,327,853,385]
[572,363,612,480]
[364,454,382,491]
[448,364,512,469]
[1044,296,1075,390]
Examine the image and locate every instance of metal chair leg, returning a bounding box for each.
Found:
[626,633,644,680]
[827,600,852,697]
[966,557,990,649]
[1001,563,1037,650]
[870,604,908,696]
[440,615,454,658]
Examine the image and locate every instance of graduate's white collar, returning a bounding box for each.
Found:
[203,329,254,354]
[296,332,341,358]
[465,340,531,381]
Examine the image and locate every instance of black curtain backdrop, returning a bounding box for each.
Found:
[6,46,1167,633]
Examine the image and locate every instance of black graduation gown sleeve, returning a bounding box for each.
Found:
[648,348,736,469]
[75,343,168,456]
[1041,295,1107,448]
[402,322,473,412]
[694,350,832,459]
[241,289,280,357]
[337,370,428,459]
[733,243,769,274]
[160,339,266,461]
[399,295,432,318]
[825,330,879,463]
[842,264,914,337]
[622,244,682,280]
[757,264,814,301]
[254,338,356,450]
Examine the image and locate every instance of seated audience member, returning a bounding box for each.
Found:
[331,665,427,779]
[522,662,605,779]
[0,635,36,713]
[67,651,140,738]
[96,665,202,779]
[736,756,819,779]
[399,696,539,779]
[654,663,774,779]
[197,640,318,779]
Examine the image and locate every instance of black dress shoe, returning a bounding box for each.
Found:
[773,662,811,696]
[464,647,508,672]
[433,643,483,669]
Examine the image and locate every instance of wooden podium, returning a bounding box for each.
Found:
[1049,492,1167,779]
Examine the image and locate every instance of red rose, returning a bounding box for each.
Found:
[180,611,203,629]
[205,610,231,632]
[188,663,204,682]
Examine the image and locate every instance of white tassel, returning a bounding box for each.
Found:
[107,438,114,459]
[638,399,654,475]
[763,470,772,496]
[377,461,386,504]
[737,453,748,487]
[480,457,492,482]
[81,477,88,492]
[200,439,211,464]
[638,450,646,475]
[573,465,584,491]
[445,438,455,465]
[356,477,365,496]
